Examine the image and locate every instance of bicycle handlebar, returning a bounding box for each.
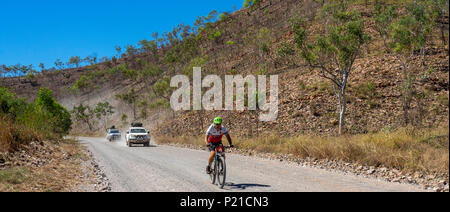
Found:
[206,144,234,149]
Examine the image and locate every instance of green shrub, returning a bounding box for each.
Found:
[277,42,295,57]
[0,87,72,138]
[140,63,163,79]
[258,28,272,54]
[226,40,235,45]
[183,56,207,77]
[243,0,261,8]
[218,12,231,22]
[354,81,378,100]
[0,87,27,119]
[124,68,138,81]
[256,64,268,75]
[72,75,91,92]
[33,88,72,135]
[208,30,222,41]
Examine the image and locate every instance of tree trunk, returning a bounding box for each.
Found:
[338,95,346,135]
[248,111,252,138]
[86,119,93,131]
[338,73,349,135]
[382,34,390,52]
[133,102,137,121]
[198,110,204,132]
[441,24,446,45]
[104,116,108,132]
[400,57,412,126]
[255,111,259,137]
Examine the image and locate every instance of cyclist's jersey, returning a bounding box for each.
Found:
[206,124,229,143]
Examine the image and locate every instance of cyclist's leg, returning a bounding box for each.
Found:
[207,144,216,173]
[207,152,215,173]
[208,150,216,164]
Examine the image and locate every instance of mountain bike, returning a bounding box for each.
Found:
[209,144,230,189]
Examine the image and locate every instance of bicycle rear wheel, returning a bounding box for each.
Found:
[217,157,226,189]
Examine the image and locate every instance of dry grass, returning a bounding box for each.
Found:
[0,116,42,153]
[0,139,91,192]
[157,126,449,175]
[1,114,95,192]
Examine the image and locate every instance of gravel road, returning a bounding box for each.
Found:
[78,137,426,192]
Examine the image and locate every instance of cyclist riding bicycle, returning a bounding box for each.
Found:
[205,116,233,174]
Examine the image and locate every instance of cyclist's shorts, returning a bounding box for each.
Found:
[208,142,224,152]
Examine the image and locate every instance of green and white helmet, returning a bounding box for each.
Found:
[213,116,223,124]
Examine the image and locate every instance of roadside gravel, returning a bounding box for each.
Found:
[78,137,429,192]
[166,142,448,192]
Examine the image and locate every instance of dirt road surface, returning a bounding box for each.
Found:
[78,137,426,192]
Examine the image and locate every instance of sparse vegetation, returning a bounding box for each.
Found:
[157,126,449,175]
[94,102,115,131]
[389,1,435,126]
[71,103,96,131]
[208,29,223,41]
[1,1,448,189]
[0,139,92,192]
[226,40,235,45]
[292,2,370,134]
[374,3,398,51]
[68,56,82,68]
[353,81,378,100]
[258,27,272,55]
[243,0,261,9]
[277,42,295,58]
[116,89,139,121]
[0,87,72,152]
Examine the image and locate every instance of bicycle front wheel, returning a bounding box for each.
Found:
[217,156,226,189]
[210,162,217,185]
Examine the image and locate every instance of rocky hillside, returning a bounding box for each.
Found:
[1,0,448,137]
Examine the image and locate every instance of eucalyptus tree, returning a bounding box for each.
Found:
[94,101,115,131]
[374,3,398,52]
[72,103,96,131]
[389,1,434,126]
[68,56,82,68]
[116,88,139,120]
[292,2,370,134]
[54,59,65,70]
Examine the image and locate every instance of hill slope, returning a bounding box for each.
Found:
[1,0,448,137]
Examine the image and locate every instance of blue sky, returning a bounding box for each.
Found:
[0,0,243,70]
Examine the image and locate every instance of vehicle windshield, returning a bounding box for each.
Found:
[131,129,147,133]
[109,130,120,134]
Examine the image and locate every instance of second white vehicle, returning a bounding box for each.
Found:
[106,128,121,142]
[125,126,151,147]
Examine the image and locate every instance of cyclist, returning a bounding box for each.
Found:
[205,116,233,174]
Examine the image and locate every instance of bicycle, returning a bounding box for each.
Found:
[208,144,231,189]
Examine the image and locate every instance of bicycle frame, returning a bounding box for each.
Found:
[210,145,228,188]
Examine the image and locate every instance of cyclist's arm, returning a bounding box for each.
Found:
[205,134,209,145]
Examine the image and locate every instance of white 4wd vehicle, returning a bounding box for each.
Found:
[125,126,151,147]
